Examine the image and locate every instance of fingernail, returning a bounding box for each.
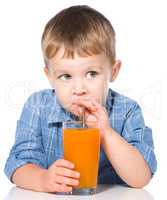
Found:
[76,172,80,177]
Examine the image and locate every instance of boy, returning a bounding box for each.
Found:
[4,5,157,193]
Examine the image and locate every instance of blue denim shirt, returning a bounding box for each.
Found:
[4,88,157,185]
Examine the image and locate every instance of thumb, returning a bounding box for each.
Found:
[86,114,98,128]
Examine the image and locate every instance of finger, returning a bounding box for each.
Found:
[73,96,100,106]
[56,167,80,179]
[55,174,79,186]
[53,183,72,193]
[55,159,74,169]
[73,99,97,112]
[91,99,102,109]
[71,104,84,116]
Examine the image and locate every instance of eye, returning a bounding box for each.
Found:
[57,74,71,81]
[86,71,98,79]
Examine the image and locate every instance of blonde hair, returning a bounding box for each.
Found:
[41,5,116,65]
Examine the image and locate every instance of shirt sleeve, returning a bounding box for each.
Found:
[4,93,47,182]
[122,102,157,176]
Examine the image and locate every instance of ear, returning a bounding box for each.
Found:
[43,66,54,87]
[110,60,122,82]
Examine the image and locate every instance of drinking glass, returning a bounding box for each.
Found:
[63,120,100,195]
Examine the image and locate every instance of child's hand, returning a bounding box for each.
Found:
[41,159,80,193]
[72,96,111,140]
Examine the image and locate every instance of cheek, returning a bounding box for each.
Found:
[54,85,72,109]
[88,78,109,104]
[100,75,110,102]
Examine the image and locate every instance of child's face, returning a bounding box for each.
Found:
[44,47,121,115]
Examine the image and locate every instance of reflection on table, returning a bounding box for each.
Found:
[4,184,154,200]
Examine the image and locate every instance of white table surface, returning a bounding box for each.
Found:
[4,185,154,200]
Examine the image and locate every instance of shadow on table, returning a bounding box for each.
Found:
[4,184,154,200]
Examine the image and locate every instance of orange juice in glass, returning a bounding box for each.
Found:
[63,120,100,195]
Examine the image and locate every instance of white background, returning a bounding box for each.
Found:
[0,0,166,199]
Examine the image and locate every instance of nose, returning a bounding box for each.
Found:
[72,78,87,96]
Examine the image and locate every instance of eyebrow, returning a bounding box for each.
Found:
[52,65,103,75]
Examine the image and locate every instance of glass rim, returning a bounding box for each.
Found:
[62,120,98,124]
[62,120,98,128]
